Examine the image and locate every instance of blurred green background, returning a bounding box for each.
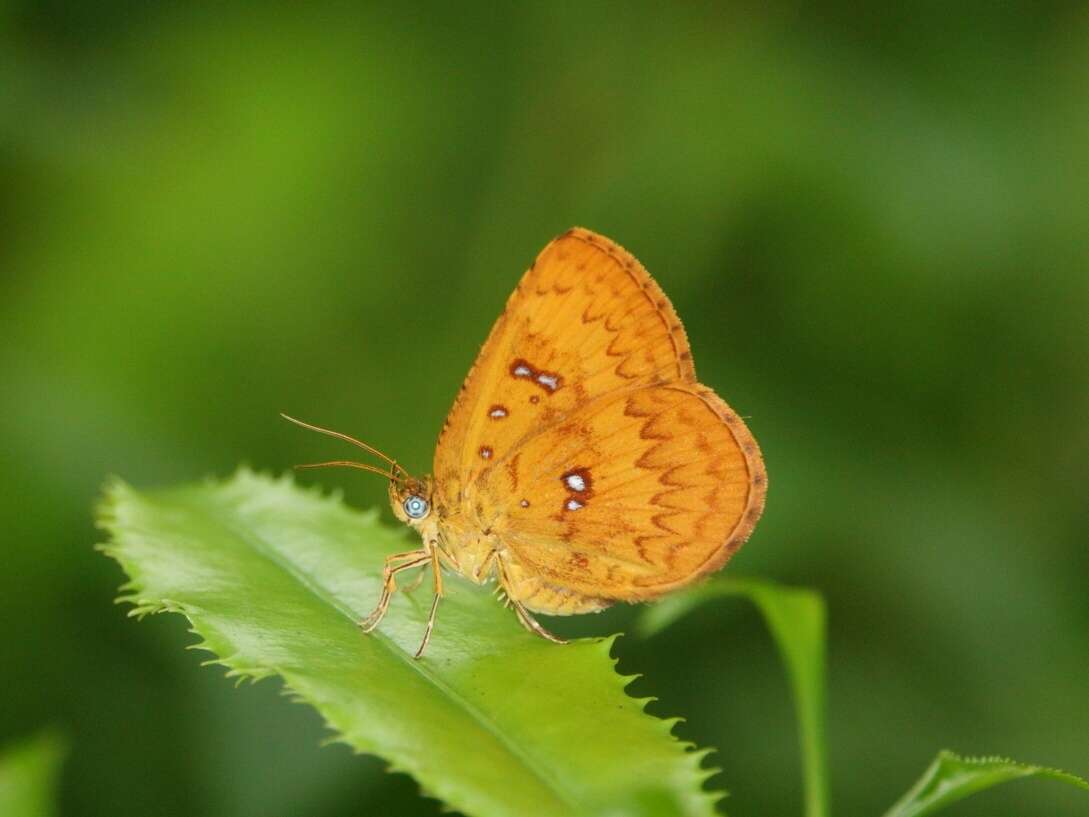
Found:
[2,2,1087,816]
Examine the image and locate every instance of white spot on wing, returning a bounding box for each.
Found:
[564,473,586,492]
[513,365,531,377]
[519,499,529,508]
[479,447,492,460]
[537,373,559,391]
[566,499,583,511]
[489,407,508,418]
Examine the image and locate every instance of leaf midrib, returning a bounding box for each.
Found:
[196,488,584,816]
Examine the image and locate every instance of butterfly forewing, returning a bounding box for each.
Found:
[433,228,765,611]
[434,229,693,506]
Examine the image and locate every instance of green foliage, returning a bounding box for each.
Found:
[96,469,719,817]
[881,752,1089,817]
[0,732,66,817]
[640,579,827,817]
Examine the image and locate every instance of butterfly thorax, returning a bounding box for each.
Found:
[388,474,501,585]
[432,508,501,585]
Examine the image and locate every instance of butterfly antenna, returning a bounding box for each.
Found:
[280,413,401,469]
[293,460,397,480]
[280,416,409,485]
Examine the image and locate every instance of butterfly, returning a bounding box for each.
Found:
[285,228,765,657]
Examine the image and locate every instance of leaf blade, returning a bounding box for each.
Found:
[98,469,719,817]
[881,751,1089,817]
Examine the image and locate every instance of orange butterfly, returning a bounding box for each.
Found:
[285,228,765,657]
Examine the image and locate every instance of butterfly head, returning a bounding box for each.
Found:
[281,414,436,529]
[389,473,435,527]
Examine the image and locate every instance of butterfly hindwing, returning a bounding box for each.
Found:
[484,383,763,603]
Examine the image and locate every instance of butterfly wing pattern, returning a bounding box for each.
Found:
[432,228,765,621]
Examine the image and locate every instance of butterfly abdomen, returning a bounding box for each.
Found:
[498,555,612,616]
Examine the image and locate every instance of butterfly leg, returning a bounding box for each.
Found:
[402,566,426,593]
[359,549,430,633]
[406,534,455,592]
[496,556,568,645]
[413,546,445,659]
[511,600,568,645]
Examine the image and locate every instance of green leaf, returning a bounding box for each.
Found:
[96,469,719,817]
[881,750,1089,817]
[638,578,828,817]
[0,731,66,817]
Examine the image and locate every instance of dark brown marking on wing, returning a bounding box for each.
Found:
[509,358,563,394]
[507,453,521,492]
[559,467,594,508]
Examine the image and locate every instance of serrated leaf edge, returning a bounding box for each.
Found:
[96,467,727,817]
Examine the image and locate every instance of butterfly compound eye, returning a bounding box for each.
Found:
[403,495,430,520]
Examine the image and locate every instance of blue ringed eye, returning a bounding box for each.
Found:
[403,495,429,519]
